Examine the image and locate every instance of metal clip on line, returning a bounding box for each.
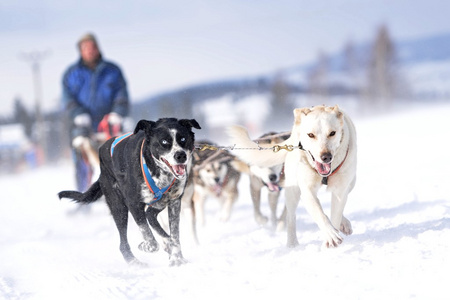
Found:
[272,144,295,153]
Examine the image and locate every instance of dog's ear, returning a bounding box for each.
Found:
[293,108,311,124]
[179,119,201,130]
[330,105,343,118]
[134,120,156,134]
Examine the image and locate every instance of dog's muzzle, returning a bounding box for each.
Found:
[162,156,188,179]
[309,152,332,177]
[265,174,281,192]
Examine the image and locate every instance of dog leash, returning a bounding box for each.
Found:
[195,131,296,153]
[195,143,301,153]
[197,138,349,186]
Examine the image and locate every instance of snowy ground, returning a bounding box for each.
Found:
[1,103,449,300]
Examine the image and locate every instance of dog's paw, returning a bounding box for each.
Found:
[169,254,188,267]
[322,227,343,248]
[128,258,149,268]
[340,216,353,236]
[219,211,231,223]
[255,214,269,226]
[286,238,300,248]
[138,241,159,253]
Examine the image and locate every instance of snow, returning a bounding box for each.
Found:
[1,103,450,299]
[403,60,450,98]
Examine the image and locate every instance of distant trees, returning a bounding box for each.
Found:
[365,24,400,109]
[343,40,358,76]
[270,72,292,122]
[307,24,407,111]
[307,51,329,100]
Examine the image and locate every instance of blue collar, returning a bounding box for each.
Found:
[139,140,176,205]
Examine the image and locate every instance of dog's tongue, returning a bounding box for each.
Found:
[213,184,222,196]
[173,165,186,176]
[315,161,331,176]
[267,182,281,192]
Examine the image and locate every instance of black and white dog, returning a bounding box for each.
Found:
[59,118,201,266]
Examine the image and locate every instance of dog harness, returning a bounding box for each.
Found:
[110,133,176,204]
[139,140,176,205]
[298,141,349,185]
[110,132,133,156]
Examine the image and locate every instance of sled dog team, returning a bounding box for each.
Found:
[59,104,357,266]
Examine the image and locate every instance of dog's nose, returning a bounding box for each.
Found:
[321,152,332,163]
[214,177,220,183]
[269,174,277,182]
[174,151,187,163]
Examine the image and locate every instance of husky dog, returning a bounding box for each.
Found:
[182,140,244,243]
[192,141,243,225]
[59,118,201,266]
[228,105,356,248]
[249,132,290,230]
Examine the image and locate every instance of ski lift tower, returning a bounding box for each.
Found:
[19,50,50,162]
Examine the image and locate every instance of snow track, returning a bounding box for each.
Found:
[1,103,449,299]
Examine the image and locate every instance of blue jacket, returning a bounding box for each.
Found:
[62,57,129,130]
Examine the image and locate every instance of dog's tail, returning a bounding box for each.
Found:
[58,180,103,204]
[230,158,250,174]
[227,125,293,168]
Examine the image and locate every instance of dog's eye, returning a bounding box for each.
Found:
[307,133,315,138]
[161,140,168,145]
[329,131,336,137]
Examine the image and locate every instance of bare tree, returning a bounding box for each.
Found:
[271,72,291,122]
[365,24,398,110]
[343,40,358,75]
[307,51,329,102]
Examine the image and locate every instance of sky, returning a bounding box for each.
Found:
[1,0,450,115]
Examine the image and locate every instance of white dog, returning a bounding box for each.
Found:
[228,105,357,248]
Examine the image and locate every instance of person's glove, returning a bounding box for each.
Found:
[107,112,123,126]
[73,113,92,127]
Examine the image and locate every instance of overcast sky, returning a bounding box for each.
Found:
[1,0,449,115]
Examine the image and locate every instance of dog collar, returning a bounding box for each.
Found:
[140,140,176,205]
